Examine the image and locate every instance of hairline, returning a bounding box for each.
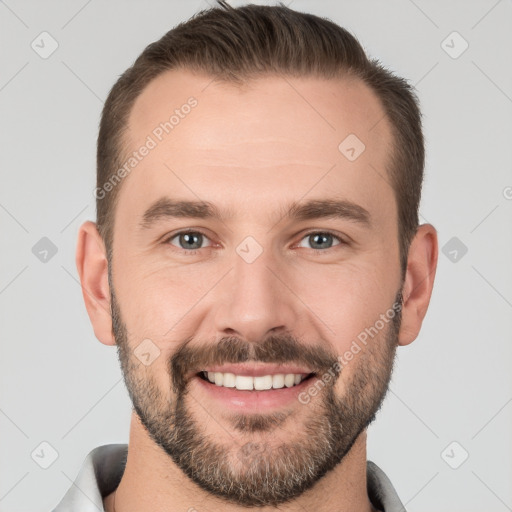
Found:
[104,68,401,256]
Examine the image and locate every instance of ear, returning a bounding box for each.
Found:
[75,220,115,346]
[398,223,438,346]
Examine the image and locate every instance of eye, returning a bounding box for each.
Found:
[163,229,346,254]
[297,231,345,251]
[165,230,213,252]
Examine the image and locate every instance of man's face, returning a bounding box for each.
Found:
[109,70,403,506]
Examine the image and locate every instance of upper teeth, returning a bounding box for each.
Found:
[204,371,306,390]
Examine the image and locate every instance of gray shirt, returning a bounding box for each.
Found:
[51,444,406,512]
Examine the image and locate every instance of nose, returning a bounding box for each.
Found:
[213,244,300,343]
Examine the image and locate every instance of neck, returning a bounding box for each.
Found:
[104,413,379,512]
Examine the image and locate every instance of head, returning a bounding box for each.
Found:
[77,1,437,508]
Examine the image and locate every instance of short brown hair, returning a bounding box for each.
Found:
[96,1,424,276]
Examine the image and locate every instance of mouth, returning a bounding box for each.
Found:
[192,368,318,411]
[196,370,316,390]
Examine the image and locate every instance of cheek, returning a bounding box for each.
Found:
[126,339,178,401]
[112,250,203,336]
[291,260,398,345]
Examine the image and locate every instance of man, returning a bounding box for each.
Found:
[53,1,438,511]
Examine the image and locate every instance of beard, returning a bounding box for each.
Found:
[110,277,402,508]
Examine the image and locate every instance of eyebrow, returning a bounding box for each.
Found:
[139,197,372,230]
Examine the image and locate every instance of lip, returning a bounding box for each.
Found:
[192,372,317,411]
[197,363,313,377]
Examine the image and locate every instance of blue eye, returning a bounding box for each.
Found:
[167,230,212,251]
[164,230,345,254]
[298,231,343,251]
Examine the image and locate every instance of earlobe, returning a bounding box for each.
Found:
[398,223,438,346]
[75,221,115,346]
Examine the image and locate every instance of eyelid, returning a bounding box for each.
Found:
[163,229,214,249]
[163,228,348,253]
[295,229,348,249]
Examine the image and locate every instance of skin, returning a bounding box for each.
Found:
[76,69,438,512]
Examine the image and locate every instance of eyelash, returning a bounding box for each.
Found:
[163,229,347,255]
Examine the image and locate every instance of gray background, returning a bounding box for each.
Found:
[1,1,511,511]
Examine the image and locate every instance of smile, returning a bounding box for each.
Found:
[198,371,314,390]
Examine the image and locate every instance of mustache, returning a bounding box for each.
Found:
[170,333,340,394]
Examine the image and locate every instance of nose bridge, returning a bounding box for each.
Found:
[214,238,297,342]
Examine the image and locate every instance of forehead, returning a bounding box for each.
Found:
[117,68,395,228]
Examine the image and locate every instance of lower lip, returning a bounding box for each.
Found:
[192,374,316,411]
